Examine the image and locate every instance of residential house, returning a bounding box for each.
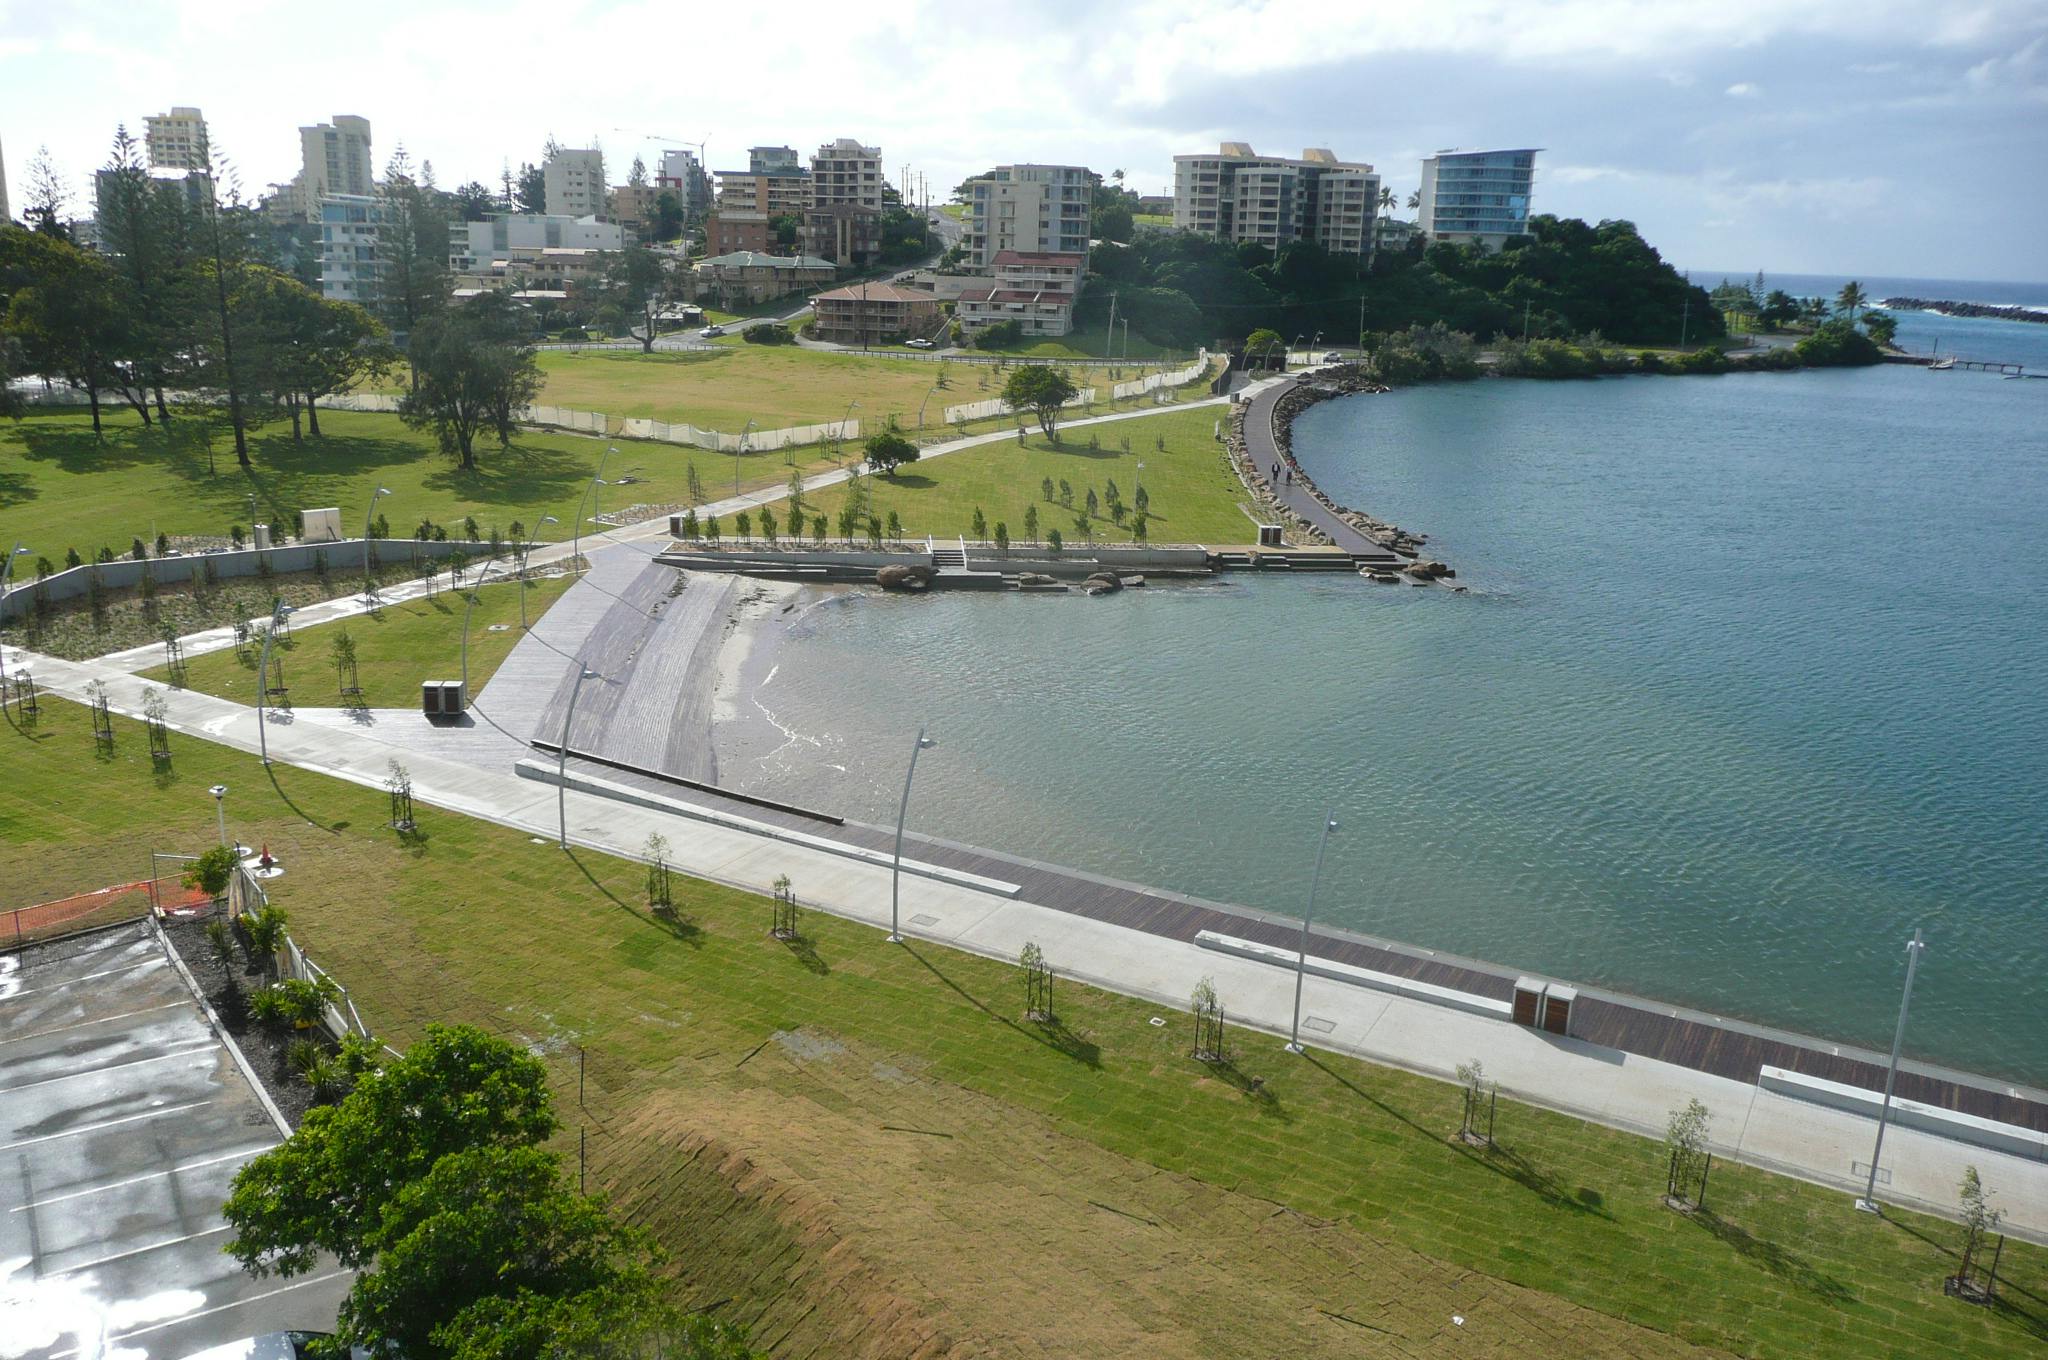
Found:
[692,251,836,307]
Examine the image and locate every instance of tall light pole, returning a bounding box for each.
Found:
[254,600,295,766]
[557,666,598,849]
[520,514,558,630]
[1290,333,1304,367]
[1285,808,1340,1054]
[888,726,936,943]
[361,487,391,600]
[208,784,229,848]
[919,384,940,428]
[1,543,28,596]
[460,587,481,697]
[1856,928,1928,1213]
[733,419,757,495]
[840,399,861,448]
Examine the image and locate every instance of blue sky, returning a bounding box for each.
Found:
[2,0,2044,281]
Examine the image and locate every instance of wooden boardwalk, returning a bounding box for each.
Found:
[562,751,2048,1135]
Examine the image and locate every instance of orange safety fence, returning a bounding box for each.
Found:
[3,879,213,951]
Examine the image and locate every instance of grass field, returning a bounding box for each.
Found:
[7,698,2042,1358]
[529,345,1176,430]
[759,406,1257,545]
[0,408,850,563]
[137,571,576,708]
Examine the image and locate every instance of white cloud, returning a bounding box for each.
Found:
[1725,82,1763,97]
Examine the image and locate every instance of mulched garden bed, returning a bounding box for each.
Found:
[161,906,328,1128]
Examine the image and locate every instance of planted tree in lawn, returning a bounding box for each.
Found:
[332,628,361,701]
[1949,1166,2003,1302]
[811,514,827,545]
[994,521,1009,556]
[1023,504,1039,543]
[734,511,752,542]
[864,431,920,477]
[183,845,241,903]
[759,505,777,545]
[644,833,673,916]
[1454,1059,1494,1146]
[686,462,705,508]
[970,507,987,542]
[1663,1098,1712,1211]
[1190,976,1225,1063]
[399,294,542,471]
[1040,476,1054,502]
[1020,942,1054,1022]
[1000,365,1079,440]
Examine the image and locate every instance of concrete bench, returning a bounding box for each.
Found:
[1758,1065,2048,1162]
[1194,930,1516,1021]
[515,759,1022,900]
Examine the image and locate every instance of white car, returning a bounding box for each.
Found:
[698,325,725,338]
[1322,351,1345,362]
[905,337,936,350]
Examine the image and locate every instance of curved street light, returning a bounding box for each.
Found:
[520,513,559,630]
[361,487,391,600]
[1,542,29,596]
[255,600,297,766]
[571,447,617,569]
[888,726,937,942]
[734,419,758,495]
[1285,808,1340,1054]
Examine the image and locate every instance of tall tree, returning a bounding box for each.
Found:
[24,146,71,237]
[515,163,547,214]
[1001,366,1079,439]
[190,126,260,464]
[1,226,127,434]
[376,148,452,362]
[651,191,684,243]
[399,294,542,470]
[95,124,196,423]
[1834,280,1868,320]
[604,245,670,353]
[627,155,647,188]
[452,181,496,222]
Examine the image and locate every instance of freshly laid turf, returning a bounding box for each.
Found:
[757,406,1258,545]
[5,697,2043,1358]
[138,572,577,708]
[0,408,844,563]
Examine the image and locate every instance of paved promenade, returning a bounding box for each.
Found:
[10,621,2047,1243]
[1239,375,1389,556]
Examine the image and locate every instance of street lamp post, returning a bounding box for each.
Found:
[557,666,597,849]
[1290,333,1304,367]
[841,399,861,449]
[1285,809,1340,1054]
[361,487,391,600]
[1,542,28,596]
[920,383,940,428]
[460,587,481,697]
[208,784,229,848]
[1855,929,1928,1213]
[888,726,936,943]
[254,600,295,766]
[520,513,559,630]
[571,448,616,570]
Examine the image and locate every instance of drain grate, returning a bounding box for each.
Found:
[910,913,941,927]
[1302,1016,1336,1034]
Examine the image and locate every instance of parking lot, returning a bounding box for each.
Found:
[1,922,351,1359]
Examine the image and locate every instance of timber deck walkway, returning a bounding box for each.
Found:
[557,750,2048,1136]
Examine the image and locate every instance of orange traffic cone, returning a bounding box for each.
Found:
[259,843,275,869]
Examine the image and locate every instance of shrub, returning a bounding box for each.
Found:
[743,323,795,345]
[183,845,241,899]
[250,976,339,1030]
[974,319,1024,349]
[242,903,290,965]
[1794,319,1883,367]
[130,538,147,561]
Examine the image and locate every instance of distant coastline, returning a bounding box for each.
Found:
[1879,296,2048,324]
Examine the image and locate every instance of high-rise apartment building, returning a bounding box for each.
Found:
[544,147,606,218]
[145,107,209,170]
[963,164,1090,269]
[655,148,712,221]
[804,138,882,265]
[318,193,388,305]
[290,116,373,220]
[1415,148,1539,251]
[709,150,812,257]
[1172,143,1380,259]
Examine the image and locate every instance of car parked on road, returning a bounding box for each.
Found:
[906,337,936,349]
[699,325,725,338]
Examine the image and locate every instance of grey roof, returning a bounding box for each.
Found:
[697,250,835,269]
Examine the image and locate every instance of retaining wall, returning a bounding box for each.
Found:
[0,538,501,624]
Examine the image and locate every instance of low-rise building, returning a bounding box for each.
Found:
[449,213,625,274]
[692,251,836,306]
[608,182,660,236]
[459,247,614,292]
[955,250,1086,338]
[705,210,775,256]
[1416,148,1539,251]
[810,281,940,345]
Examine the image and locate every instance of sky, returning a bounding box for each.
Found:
[2,0,2045,282]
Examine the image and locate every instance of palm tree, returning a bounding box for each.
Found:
[1378,186,1398,216]
[1406,191,1422,210]
[1835,281,1868,321]
[1802,295,1831,326]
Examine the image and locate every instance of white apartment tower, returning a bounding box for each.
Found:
[804,138,883,264]
[544,147,607,218]
[145,107,209,170]
[1173,143,1380,258]
[963,164,1090,269]
[1416,148,1540,251]
[292,116,373,220]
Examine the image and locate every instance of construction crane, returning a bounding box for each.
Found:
[614,129,707,171]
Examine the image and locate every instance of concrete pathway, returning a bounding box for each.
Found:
[10,643,2047,1243]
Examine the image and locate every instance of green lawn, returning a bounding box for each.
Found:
[972,320,1193,361]
[0,408,848,565]
[529,345,1175,430]
[759,406,1257,546]
[138,572,577,708]
[4,698,2044,1359]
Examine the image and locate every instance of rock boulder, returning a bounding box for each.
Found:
[876,564,936,592]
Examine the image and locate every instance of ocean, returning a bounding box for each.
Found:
[729,287,2048,1084]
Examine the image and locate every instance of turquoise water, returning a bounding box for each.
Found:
[744,327,2048,1083]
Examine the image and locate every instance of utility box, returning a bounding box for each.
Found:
[422,682,444,718]
[1542,984,1577,1036]
[440,680,467,715]
[669,514,684,537]
[1257,524,1284,547]
[1512,977,1546,1028]
[301,507,344,542]
[252,523,271,551]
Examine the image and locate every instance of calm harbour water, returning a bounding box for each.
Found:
[739,306,2048,1084]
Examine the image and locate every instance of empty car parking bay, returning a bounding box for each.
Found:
[0,922,351,1359]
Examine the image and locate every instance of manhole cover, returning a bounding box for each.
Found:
[1303,1016,1336,1034]
[909,913,941,927]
